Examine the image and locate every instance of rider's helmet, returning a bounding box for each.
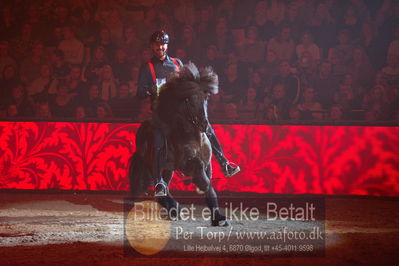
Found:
[149,30,170,44]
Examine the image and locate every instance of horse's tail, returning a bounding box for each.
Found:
[128,151,152,197]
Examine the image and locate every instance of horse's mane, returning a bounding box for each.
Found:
[156,62,218,126]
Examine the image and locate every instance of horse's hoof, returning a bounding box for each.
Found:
[193,176,210,193]
[211,219,229,227]
[168,209,181,221]
[211,214,229,227]
[195,186,205,195]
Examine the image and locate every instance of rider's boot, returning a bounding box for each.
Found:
[206,125,240,177]
[153,128,167,197]
[154,148,168,197]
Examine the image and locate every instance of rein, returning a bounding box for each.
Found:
[184,98,203,131]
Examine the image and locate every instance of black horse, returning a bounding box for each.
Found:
[129,62,228,226]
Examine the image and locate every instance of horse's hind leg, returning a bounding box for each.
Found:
[156,170,180,219]
[205,185,229,227]
[187,158,211,192]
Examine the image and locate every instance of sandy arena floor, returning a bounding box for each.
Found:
[0,191,398,265]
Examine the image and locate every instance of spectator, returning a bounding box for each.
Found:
[239,26,266,65]
[249,70,265,99]
[248,1,276,42]
[282,2,304,42]
[0,64,19,99]
[380,53,399,88]
[6,103,18,118]
[157,10,176,41]
[109,83,138,118]
[50,49,70,81]
[258,49,280,87]
[296,51,318,89]
[66,65,87,99]
[339,4,362,35]
[388,26,399,57]
[308,0,337,55]
[46,25,64,49]
[8,85,34,117]
[103,9,124,46]
[210,17,234,58]
[175,47,187,64]
[271,83,290,120]
[127,65,140,96]
[310,60,339,109]
[96,101,113,119]
[58,26,84,65]
[208,93,225,121]
[119,26,143,63]
[179,25,200,62]
[51,5,72,30]
[330,29,355,65]
[271,60,300,104]
[111,48,131,83]
[133,99,150,122]
[49,83,78,118]
[11,23,35,61]
[99,65,118,101]
[0,7,19,41]
[140,48,153,65]
[259,104,278,123]
[288,105,301,122]
[267,25,295,62]
[27,64,58,99]
[333,74,359,117]
[362,85,391,120]
[328,48,349,77]
[196,5,215,43]
[219,61,246,103]
[83,83,105,117]
[329,104,344,122]
[267,0,286,26]
[35,101,52,119]
[76,8,100,48]
[297,87,323,120]
[238,87,261,121]
[223,103,239,122]
[95,27,116,61]
[296,32,321,62]
[0,41,17,75]
[174,0,196,28]
[216,0,234,23]
[74,106,87,120]
[136,9,157,45]
[348,46,374,89]
[84,46,108,83]
[198,45,224,75]
[19,41,47,85]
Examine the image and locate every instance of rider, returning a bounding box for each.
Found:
[138,30,240,197]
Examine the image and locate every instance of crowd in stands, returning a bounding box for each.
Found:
[0,0,399,124]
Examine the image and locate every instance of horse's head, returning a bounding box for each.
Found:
[183,92,209,132]
[157,62,219,133]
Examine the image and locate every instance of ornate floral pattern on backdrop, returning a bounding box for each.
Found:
[0,122,398,196]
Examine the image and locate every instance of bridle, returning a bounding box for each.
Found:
[184,97,205,131]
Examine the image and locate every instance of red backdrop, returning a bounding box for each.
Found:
[0,121,398,196]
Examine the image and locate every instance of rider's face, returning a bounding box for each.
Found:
[151,42,168,59]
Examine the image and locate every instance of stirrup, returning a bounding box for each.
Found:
[222,162,240,177]
[154,182,168,197]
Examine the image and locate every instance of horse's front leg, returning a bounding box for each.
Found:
[205,185,229,227]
